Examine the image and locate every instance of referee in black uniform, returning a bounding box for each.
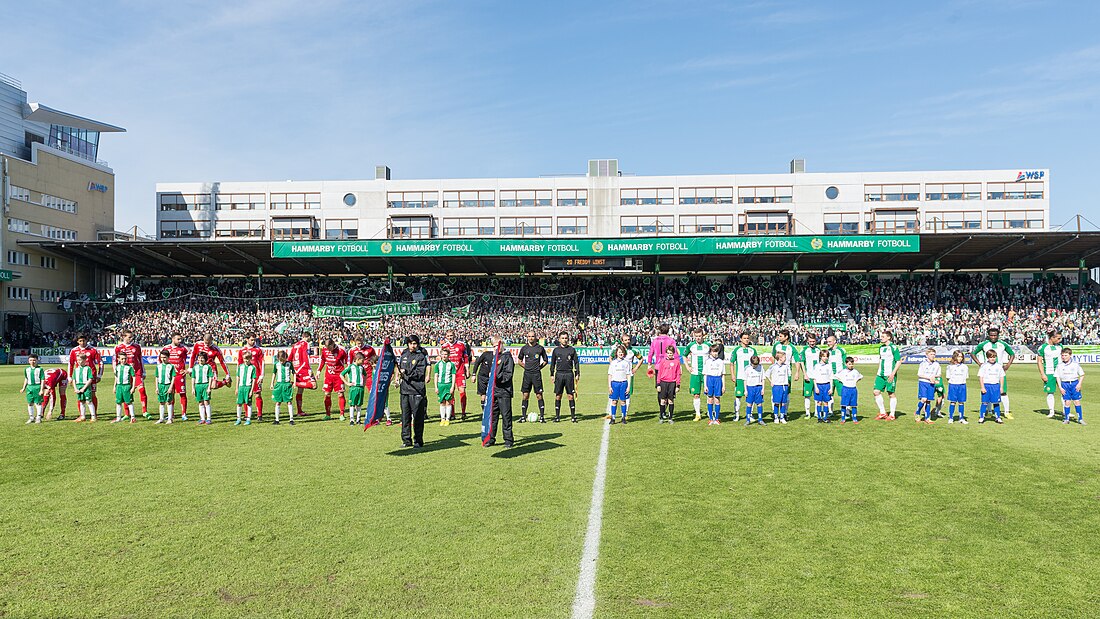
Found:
[396,335,430,448]
[549,331,580,423]
[517,331,548,423]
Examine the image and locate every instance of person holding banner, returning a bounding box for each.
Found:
[482,335,516,448]
[396,334,430,448]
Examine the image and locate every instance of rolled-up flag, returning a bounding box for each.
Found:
[481,341,502,446]
[364,340,396,430]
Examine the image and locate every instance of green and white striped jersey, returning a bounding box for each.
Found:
[771,342,796,366]
[1036,343,1063,375]
[24,366,44,386]
[115,364,135,386]
[341,363,365,388]
[190,364,213,385]
[801,346,823,378]
[828,346,847,374]
[877,344,901,377]
[273,361,295,384]
[732,346,755,379]
[434,359,457,385]
[156,363,176,386]
[237,364,257,389]
[686,342,710,375]
[972,339,1015,365]
[73,366,95,389]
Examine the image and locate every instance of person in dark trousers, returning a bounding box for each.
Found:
[396,335,431,448]
[549,331,581,423]
[517,331,548,423]
[485,335,516,447]
[471,346,495,410]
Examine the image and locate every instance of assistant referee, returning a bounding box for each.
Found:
[549,331,580,423]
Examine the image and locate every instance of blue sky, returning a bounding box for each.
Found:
[3,0,1099,233]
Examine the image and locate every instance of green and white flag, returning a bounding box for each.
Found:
[452,304,471,318]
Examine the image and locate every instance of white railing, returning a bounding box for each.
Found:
[45,142,109,168]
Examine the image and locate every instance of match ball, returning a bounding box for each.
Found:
[527,411,539,423]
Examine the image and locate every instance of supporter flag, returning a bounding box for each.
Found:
[364,340,396,429]
[452,304,471,318]
[481,341,502,446]
[274,321,289,335]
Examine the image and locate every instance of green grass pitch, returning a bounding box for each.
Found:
[2,364,1097,618]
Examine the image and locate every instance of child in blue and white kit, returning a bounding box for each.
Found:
[978,350,1006,424]
[1056,347,1085,425]
[945,350,969,424]
[767,350,791,424]
[835,356,862,423]
[812,350,834,423]
[742,355,766,426]
[916,348,941,423]
[607,345,633,424]
[702,343,726,425]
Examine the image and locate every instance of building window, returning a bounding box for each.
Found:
[40,256,57,269]
[500,190,552,207]
[343,193,357,207]
[270,193,321,210]
[620,216,674,235]
[159,220,211,239]
[557,217,588,235]
[500,216,552,236]
[557,189,587,207]
[442,217,495,237]
[324,219,359,240]
[987,182,1044,200]
[925,211,982,231]
[825,186,840,200]
[159,194,211,211]
[443,191,494,208]
[9,185,31,202]
[41,225,77,241]
[680,214,735,234]
[388,217,435,239]
[823,213,861,235]
[680,187,734,205]
[214,220,265,238]
[620,188,674,206]
[7,218,31,234]
[925,183,981,201]
[739,211,791,235]
[7,251,29,265]
[40,289,63,303]
[387,191,439,209]
[6,287,30,301]
[41,193,77,213]
[987,210,1044,230]
[738,186,794,204]
[214,193,265,210]
[867,209,919,233]
[864,184,921,202]
[269,217,318,240]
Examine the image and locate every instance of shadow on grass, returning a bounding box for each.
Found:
[490,432,564,459]
[385,433,479,456]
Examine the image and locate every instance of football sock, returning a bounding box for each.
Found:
[714,403,720,419]
[694,399,701,416]
[337,395,345,416]
[1076,405,1083,421]
[164,403,171,421]
[324,394,332,414]
[1064,405,1071,421]
[569,399,576,418]
[139,386,148,413]
[1002,395,1010,412]
[255,396,264,418]
[236,406,242,422]
[555,400,562,417]
[889,396,897,416]
[875,394,885,414]
[460,392,467,414]
[1047,394,1056,414]
[295,392,304,415]
[522,399,529,416]
[179,395,187,416]
[275,402,282,422]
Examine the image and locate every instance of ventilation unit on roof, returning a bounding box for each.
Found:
[588,159,618,177]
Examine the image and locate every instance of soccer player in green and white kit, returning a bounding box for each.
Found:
[826,335,846,415]
[799,333,823,420]
[686,327,710,421]
[190,351,214,425]
[873,330,901,420]
[270,350,295,425]
[1036,329,1063,418]
[731,332,756,422]
[434,347,458,425]
[21,353,46,424]
[970,327,1015,419]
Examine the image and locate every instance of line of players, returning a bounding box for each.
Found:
[597,325,1085,426]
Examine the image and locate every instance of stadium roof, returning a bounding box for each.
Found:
[21,232,1100,277]
[24,103,127,133]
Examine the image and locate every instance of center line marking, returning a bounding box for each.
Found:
[572,420,611,619]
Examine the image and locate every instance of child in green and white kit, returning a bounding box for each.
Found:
[155,350,177,424]
[341,352,367,425]
[191,351,214,425]
[270,350,295,425]
[435,351,458,425]
[21,353,46,424]
[235,350,258,425]
[73,353,98,422]
[112,361,137,424]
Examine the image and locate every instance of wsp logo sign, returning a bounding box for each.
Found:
[1015,170,1045,182]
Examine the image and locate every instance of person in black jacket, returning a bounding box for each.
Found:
[484,335,515,447]
[471,347,495,410]
[395,334,431,448]
[549,331,581,423]
[517,331,548,423]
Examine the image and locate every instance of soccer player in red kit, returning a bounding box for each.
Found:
[237,333,266,421]
[317,339,349,419]
[44,367,69,420]
[114,330,148,416]
[190,334,231,389]
[161,333,190,419]
[68,333,103,412]
[288,330,316,416]
[443,330,472,420]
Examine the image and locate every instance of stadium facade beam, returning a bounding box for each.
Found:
[472,256,493,276]
[221,243,288,276]
[695,255,707,273]
[427,257,448,275]
[132,246,206,276]
[1001,235,1079,270]
[915,236,973,270]
[831,253,852,270]
[173,244,236,273]
[971,235,1026,266]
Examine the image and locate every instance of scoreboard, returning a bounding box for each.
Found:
[543,257,642,272]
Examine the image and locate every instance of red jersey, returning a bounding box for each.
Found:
[237,345,265,379]
[45,368,68,388]
[68,345,102,376]
[288,340,312,374]
[191,342,229,374]
[318,347,348,378]
[114,343,145,377]
[161,344,189,372]
[446,341,471,375]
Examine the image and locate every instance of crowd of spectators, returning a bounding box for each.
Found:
[38,272,1100,349]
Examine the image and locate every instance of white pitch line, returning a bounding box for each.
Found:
[571,420,611,619]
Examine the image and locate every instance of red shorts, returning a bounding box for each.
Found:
[454,370,467,389]
[172,373,187,395]
[322,374,344,393]
[252,380,263,395]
